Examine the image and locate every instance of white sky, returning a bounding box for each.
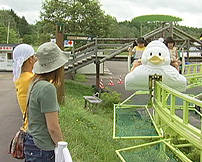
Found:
[0,0,202,28]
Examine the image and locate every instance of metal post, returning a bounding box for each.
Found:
[95,37,98,60]
[183,101,189,124]
[187,39,190,62]
[72,46,76,75]
[56,23,65,105]
[169,22,173,37]
[162,22,166,38]
[95,38,100,90]
[96,61,100,90]
[170,94,176,116]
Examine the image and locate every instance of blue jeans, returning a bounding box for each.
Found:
[24,133,55,162]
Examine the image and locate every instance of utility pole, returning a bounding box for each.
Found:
[6,21,10,44]
[140,21,143,36]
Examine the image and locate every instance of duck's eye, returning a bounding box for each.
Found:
[159,53,161,56]
[150,52,152,56]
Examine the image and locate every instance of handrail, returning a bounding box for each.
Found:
[153,81,202,150]
[99,42,132,63]
[74,42,95,53]
[183,63,202,78]
[173,26,202,45]
[55,141,73,162]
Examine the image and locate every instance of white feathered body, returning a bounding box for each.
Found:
[125,64,187,92]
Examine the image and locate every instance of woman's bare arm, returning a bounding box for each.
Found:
[45,111,63,145]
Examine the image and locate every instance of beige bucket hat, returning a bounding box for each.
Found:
[34,42,69,74]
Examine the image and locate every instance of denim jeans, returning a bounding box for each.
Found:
[24,133,55,162]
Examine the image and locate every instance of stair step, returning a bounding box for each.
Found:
[68,64,73,68]
[82,58,88,62]
[78,60,83,64]
[87,56,92,60]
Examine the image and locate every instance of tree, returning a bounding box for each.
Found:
[0,23,18,43]
[9,10,32,37]
[0,24,7,43]
[0,9,34,44]
[0,9,17,30]
[39,0,119,37]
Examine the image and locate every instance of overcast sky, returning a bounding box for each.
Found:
[0,0,202,28]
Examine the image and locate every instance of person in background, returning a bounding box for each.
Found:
[200,34,202,52]
[13,44,37,130]
[200,34,202,41]
[128,40,138,64]
[164,37,181,71]
[24,42,69,162]
[130,37,146,71]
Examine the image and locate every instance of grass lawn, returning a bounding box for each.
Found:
[60,80,145,162]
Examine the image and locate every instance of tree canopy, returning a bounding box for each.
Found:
[40,0,118,38]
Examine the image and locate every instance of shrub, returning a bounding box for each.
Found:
[99,87,121,111]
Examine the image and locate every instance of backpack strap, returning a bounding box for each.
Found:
[23,79,40,126]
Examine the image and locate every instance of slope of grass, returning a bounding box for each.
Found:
[59,80,144,162]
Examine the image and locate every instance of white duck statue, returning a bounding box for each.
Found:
[125,38,187,92]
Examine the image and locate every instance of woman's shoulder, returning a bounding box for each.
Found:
[36,80,53,87]
[37,81,56,90]
[33,81,56,95]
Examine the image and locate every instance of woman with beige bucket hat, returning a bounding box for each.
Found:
[23,42,69,162]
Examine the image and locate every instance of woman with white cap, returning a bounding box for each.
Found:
[13,44,37,130]
[24,42,69,162]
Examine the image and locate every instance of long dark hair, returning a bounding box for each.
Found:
[32,66,64,87]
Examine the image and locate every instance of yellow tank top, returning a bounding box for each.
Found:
[15,72,34,130]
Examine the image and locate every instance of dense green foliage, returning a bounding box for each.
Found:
[0,9,33,44]
[0,0,202,45]
[99,87,122,111]
[40,0,118,38]
[60,80,144,161]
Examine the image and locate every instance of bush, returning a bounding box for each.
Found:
[99,88,121,111]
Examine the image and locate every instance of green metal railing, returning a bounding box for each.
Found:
[183,63,202,89]
[114,72,202,161]
[153,81,202,149]
[183,63,202,78]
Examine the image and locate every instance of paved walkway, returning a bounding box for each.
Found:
[0,72,22,162]
[82,61,133,100]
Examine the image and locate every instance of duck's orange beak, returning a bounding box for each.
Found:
[148,55,164,64]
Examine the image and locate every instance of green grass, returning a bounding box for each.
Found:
[60,80,145,162]
[74,74,88,82]
[120,52,129,55]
